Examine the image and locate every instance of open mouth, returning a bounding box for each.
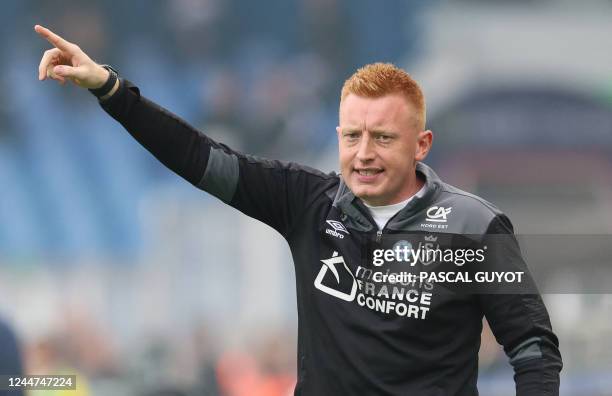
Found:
[355,168,383,176]
[354,168,384,182]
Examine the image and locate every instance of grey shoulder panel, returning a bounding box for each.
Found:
[433,183,502,235]
[508,336,543,367]
[196,147,239,202]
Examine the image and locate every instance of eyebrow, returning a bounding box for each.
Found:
[339,126,397,135]
[340,127,362,134]
[369,129,396,134]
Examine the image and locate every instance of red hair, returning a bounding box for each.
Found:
[340,63,426,130]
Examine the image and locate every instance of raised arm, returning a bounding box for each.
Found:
[35,25,333,238]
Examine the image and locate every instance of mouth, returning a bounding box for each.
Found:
[353,168,384,182]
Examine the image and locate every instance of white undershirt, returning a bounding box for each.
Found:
[363,185,426,230]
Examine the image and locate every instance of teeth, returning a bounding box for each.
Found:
[358,169,380,176]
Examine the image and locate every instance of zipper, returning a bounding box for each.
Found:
[350,199,387,244]
[375,206,407,244]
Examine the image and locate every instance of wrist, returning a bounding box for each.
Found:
[94,66,110,89]
[89,65,119,99]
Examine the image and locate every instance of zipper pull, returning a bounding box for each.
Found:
[376,230,382,243]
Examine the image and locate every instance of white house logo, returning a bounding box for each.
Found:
[425,206,452,223]
[325,220,350,239]
[314,251,357,302]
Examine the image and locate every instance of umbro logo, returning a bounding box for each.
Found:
[325,220,349,239]
[327,220,349,233]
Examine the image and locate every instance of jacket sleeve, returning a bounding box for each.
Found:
[478,214,562,396]
[98,79,332,238]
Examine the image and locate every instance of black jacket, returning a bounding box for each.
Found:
[99,79,562,395]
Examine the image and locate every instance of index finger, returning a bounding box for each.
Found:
[34,25,75,52]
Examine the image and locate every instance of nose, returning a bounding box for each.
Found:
[356,133,375,162]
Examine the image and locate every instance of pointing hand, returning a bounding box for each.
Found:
[34,24,109,89]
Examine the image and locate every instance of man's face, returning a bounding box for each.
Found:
[337,93,432,206]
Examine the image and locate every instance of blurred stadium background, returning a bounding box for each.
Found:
[1,0,612,395]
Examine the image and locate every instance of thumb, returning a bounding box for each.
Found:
[53,65,81,78]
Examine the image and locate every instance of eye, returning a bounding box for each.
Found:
[376,134,393,143]
[343,132,360,142]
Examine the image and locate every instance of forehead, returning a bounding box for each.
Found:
[339,93,415,129]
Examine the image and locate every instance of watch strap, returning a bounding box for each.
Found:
[89,65,118,98]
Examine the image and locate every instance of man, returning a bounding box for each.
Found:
[35,24,562,395]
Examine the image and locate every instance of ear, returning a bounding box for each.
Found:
[415,130,433,161]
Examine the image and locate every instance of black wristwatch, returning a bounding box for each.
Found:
[89,64,119,98]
